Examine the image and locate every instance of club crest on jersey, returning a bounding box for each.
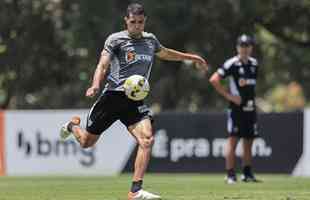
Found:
[126,51,136,63]
[239,67,245,74]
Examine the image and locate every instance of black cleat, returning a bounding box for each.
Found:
[241,174,262,183]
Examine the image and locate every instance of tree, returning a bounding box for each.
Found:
[0,0,309,111]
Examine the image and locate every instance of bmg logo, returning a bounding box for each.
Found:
[17,130,96,167]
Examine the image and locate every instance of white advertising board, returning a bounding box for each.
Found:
[5,110,136,175]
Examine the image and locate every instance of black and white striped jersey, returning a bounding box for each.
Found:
[217,56,258,111]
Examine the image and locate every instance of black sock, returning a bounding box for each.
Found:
[131,180,143,193]
[227,168,236,177]
[67,122,74,132]
[243,165,252,176]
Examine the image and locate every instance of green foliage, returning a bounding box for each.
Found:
[260,81,306,112]
[0,0,309,111]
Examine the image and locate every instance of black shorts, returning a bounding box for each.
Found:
[227,108,258,138]
[86,91,152,135]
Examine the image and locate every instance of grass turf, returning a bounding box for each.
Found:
[0,174,310,200]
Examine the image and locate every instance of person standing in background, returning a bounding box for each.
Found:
[209,34,260,184]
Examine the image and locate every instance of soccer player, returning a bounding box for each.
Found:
[209,34,259,184]
[61,3,208,200]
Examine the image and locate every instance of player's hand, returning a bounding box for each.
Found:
[86,86,99,98]
[192,55,209,74]
[228,95,242,105]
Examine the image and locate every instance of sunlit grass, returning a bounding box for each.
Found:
[0,174,310,200]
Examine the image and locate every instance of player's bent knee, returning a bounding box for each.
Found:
[140,135,154,149]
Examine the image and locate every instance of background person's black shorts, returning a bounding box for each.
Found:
[227,108,258,138]
[86,91,152,135]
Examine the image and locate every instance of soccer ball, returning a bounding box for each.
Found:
[123,75,150,101]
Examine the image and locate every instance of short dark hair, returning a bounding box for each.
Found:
[237,34,255,46]
[126,3,146,17]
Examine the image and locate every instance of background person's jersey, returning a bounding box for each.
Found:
[103,30,162,91]
[217,56,258,111]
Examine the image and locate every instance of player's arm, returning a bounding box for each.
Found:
[86,50,111,97]
[209,72,241,105]
[156,47,208,73]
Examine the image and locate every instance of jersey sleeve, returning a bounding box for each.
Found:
[151,34,163,53]
[217,60,234,78]
[104,34,119,56]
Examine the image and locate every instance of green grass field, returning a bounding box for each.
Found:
[1,174,310,200]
